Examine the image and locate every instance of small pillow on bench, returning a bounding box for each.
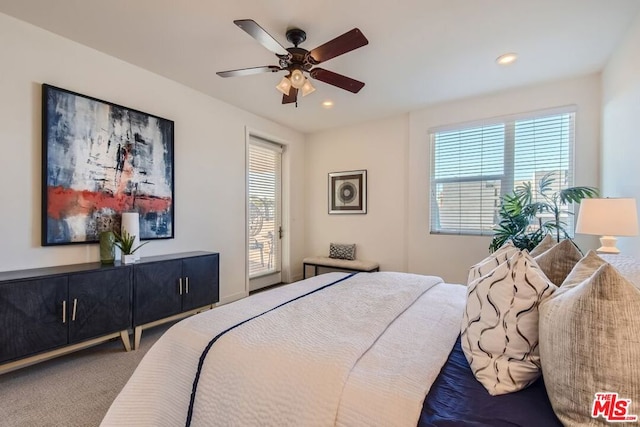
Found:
[329,243,356,260]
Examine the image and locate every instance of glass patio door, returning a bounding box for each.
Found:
[248,136,282,291]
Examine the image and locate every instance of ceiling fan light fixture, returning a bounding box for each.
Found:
[276,76,292,95]
[290,69,306,89]
[301,79,316,97]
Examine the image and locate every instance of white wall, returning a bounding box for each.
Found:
[305,115,409,277]
[602,12,640,256]
[305,75,601,284]
[0,13,305,303]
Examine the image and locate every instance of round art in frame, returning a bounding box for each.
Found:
[328,170,367,214]
[338,182,358,204]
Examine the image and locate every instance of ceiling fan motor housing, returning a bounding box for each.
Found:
[286,28,307,47]
[279,29,314,72]
[284,47,313,71]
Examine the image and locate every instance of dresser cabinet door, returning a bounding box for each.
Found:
[182,254,219,312]
[68,268,132,343]
[0,277,68,363]
[134,260,182,325]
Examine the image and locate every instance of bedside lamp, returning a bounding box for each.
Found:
[575,198,638,254]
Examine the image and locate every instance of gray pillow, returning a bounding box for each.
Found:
[329,243,356,260]
[534,239,582,286]
[529,234,556,257]
[560,250,606,290]
[540,262,640,426]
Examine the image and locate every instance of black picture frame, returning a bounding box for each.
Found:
[328,170,367,214]
[42,84,175,245]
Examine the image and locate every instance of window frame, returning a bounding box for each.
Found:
[429,106,576,236]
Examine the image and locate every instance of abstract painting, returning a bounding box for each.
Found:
[42,84,174,245]
[328,170,367,214]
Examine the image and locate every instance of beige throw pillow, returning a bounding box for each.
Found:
[467,241,519,285]
[540,263,640,426]
[461,250,557,395]
[529,234,556,257]
[534,239,582,286]
[560,250,607,290]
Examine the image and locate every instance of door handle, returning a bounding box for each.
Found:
[179,277,183,295]
[185,277,189,294]
[71,298,77,322]
[62,300,66,324]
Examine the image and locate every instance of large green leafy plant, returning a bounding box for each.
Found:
[489,172,598,252]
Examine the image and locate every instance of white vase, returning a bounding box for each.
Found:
[122,254,136,265]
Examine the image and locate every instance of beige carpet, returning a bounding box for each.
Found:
[0,322,173,427]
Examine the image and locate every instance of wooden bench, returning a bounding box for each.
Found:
[302,256,380,279]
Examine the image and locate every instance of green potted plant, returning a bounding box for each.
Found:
[489,172,598,252]
[113,230,149,264]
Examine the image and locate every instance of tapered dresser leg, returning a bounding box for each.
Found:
[134,326,142,350]
[120,330,131,352]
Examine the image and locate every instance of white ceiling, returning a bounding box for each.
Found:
[1,0,639,134]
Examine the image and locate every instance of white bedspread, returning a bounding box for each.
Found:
[101,272,466,427]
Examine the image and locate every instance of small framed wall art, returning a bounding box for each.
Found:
[328,170,367,214]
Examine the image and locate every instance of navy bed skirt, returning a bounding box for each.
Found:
[419,336,562,427]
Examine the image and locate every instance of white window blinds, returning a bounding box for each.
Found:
[248,138,282,278]
[430,109,575,235]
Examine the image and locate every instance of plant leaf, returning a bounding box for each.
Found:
[129,240,150,254]
[559,186,599,204]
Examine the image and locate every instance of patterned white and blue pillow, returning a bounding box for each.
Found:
[467,241,519,285]
[461,250,557,395]
[329,243,356,260]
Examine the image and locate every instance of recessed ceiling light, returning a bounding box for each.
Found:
[496,52,518,66]
[321,100,334,109]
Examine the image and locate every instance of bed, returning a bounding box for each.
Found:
[101,271,561,426]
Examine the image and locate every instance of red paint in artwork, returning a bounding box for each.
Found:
[47,186,172,219]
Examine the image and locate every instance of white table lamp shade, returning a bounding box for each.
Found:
[121,212,141,260]
[575,198,638,253]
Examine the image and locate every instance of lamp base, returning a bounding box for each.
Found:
[596,235,620,254]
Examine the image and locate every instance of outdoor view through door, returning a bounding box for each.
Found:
[248,136,282,291]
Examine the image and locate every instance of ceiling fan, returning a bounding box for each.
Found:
[217,19,369,105]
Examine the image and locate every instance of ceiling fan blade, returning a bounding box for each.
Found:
[310,68,365,93]
[308,28,368,64]
[217,65,281,78]
[282,87,298,104]
[233,19,289,56]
